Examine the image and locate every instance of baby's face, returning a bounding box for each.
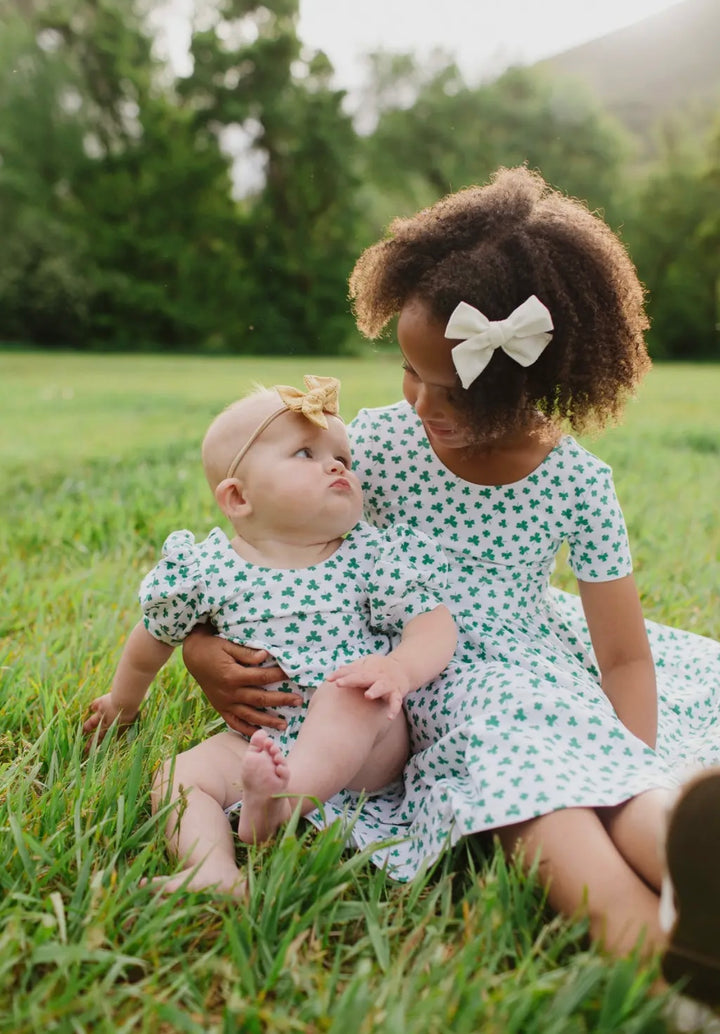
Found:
[239,412,363,539]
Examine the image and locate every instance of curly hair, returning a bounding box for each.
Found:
[349,167,651,437]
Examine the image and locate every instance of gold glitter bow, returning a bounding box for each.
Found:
[274,375,340,429]
[225,375,342,479]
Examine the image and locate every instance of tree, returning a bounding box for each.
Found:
[179,0,362,354]
[622,122,720,359]
[358,58,631,236]
[0,11,94,343]
[0,0,362,353]
[0,0,245,349]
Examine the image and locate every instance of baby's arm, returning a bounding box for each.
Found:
[326,605,457,718]
[578,575,657,748]
[83,621,174,737]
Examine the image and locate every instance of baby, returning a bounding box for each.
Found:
[84,376,456,893]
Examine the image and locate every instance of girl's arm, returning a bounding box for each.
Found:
[327,605,457,718]
[83,621,174,737]
[578,575,657,748]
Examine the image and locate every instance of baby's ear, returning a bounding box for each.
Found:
[215,477,251,519]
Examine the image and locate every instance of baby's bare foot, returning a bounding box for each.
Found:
[141,864,246,899]
[237,730,292,843]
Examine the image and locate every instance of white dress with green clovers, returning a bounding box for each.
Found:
[338,402,720,880]
[139,519,449,841]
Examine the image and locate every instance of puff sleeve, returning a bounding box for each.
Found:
[139,530,211,645]
[365,524,449,635]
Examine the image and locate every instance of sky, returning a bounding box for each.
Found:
[153,0,683,89]
[296,0,683,88]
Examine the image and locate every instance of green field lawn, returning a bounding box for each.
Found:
[1,352,719,1033]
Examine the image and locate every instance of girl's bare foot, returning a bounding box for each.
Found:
[141,862,246,898]
[237,730,292,843]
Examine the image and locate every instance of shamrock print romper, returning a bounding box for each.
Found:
[341,402,720,880]
[139,519,450,850]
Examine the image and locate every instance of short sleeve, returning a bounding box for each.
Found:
[139,530,211,645]
[365,524,449,634]
[566,462,633,582]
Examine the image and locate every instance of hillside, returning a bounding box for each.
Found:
[537,0,720,147]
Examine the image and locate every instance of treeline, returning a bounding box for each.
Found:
[0,0,718,358]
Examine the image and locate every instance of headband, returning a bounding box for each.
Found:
[446,296,554,388]
[225,374,341,479]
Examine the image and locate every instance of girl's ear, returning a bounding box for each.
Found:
[215,477,251,519]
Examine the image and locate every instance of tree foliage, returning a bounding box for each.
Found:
[621,121,720,359]
[177,0,362,354]
[0,10,92,343]
[355,58,632,240]
[0,0,360,353]
[0,1,717,358]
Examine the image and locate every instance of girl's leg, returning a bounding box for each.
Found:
[238,681,409,843]
[592,777,720,1007]
[599,788,673,892]
[496,806,664,957]
[149,730,250,896]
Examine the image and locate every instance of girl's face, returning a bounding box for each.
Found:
[397,299,473,451]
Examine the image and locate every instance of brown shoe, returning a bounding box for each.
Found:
[662,769,720,1006]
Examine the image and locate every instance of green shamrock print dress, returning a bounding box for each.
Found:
[139,519,449,840]
[340,402,720,880]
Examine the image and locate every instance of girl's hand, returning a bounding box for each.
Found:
[83,694,138,739]
[327,655,409,720]
[182,625,301,738]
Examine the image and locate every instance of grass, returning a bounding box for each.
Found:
[1,351,719,1033]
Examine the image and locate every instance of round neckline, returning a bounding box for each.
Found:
[401,403,566,489]
[210,524,356,574]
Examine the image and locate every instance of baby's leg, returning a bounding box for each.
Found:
[496,806,664,957]
[149,730,249,896]
[238,681,409,844]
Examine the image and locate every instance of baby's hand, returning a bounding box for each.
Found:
[326,655,409,719]
[83,694,138,740]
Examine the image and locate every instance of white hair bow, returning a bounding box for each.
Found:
[446,295,554,388]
